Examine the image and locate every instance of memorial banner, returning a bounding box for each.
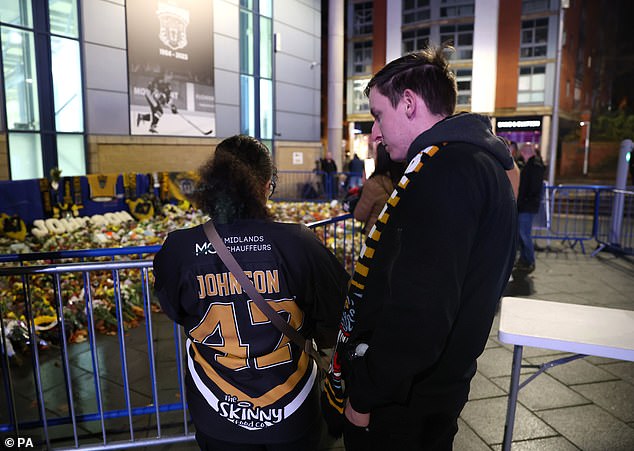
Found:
[127,0,215,136]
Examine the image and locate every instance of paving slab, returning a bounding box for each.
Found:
[469,371,507,400]
[536,404,634,451]
[600,361,634,385]
[476,346,535,379]
[490,373,589,411]
[571,381,634,422]
[455,418,492,450]
[460,396,555,445]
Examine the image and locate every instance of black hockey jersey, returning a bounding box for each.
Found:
[153,219,348,443]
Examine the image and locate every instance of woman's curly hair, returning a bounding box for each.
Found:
[192,135,275,223]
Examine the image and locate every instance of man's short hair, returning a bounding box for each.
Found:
[364,44,457,117]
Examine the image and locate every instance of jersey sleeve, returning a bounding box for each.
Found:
[153,232,187,324]
[292,225,350,348]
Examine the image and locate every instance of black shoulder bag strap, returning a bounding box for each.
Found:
[203,220,328,371]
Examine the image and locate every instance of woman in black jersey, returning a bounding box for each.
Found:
[153,135,349,450]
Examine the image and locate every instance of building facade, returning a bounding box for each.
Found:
[0,0,324,181]
[344,0,613,171]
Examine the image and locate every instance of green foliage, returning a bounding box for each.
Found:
[592,111,634,141]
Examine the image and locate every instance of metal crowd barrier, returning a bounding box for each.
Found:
[528,184,634,256]
[0,214,361,450]
[531,185,608,254]
[0,260,191,450]
[271,171,362,202]
[593,188,634,256]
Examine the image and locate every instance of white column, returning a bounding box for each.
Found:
[548,2,568,185]
[327,0,344,169]
[540,115,551,162]
[471,0,499,114]
[385,0,402,63]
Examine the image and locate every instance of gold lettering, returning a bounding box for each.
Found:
[196,270,280,298]
[190,303,248,370]
[205,274,217,296]
[249,299,303,369]
[228,272,242,295]
[266,270,279,294]
[216,273,229,296]
[253,271,266,293]
[196,275,205,299]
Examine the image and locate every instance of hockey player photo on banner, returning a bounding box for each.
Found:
[127,0,215,136]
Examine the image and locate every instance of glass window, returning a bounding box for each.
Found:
[2,27,40,131]
[259,16,272,78]
[49,0,78,37]
[522,0,550,14]
[57,134,85,176]
[440,24,473,60]
[3,0,85,179]
[403,0,430,24]
[240,2,273,141]
[51,36,83,132]
[8,132,43,180]
[517,65,546,104]
[349,78,370,114]
[455,69,471,106]
[352,1,373,36]
[352,40,373,75]
[240,75,255,135]
[259,78,272,140]
[259,0,272,17]
[0,0,33,27]
[520,18,548,59]
[402,27,430,54]
[240,10,254,75]
[440,0,474,18]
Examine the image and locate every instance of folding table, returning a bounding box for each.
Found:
[497,296,634,451]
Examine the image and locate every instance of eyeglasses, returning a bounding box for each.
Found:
[268,173,278,198]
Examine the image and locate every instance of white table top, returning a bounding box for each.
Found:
[498,297,634,362]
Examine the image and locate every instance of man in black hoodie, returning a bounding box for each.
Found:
[516,144,545,273]
[336,45,518,450]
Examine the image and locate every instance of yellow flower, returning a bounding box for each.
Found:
[34,315,57,326]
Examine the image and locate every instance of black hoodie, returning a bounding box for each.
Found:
[408,112,515,170]
[347,112,518,415]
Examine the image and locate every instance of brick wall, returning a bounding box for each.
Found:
[87,135,323,174]
[559,141,620,178]
[87,135,219,174]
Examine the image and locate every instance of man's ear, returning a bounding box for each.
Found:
[402,89,417,119]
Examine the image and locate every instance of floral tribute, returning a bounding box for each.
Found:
[0,202,358,359]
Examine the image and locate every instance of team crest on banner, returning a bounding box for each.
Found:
[128,0,215,137]
[157,2,190,51]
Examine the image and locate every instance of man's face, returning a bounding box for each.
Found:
[369,88,412,162]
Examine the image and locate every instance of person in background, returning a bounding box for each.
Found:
[347,153,365,189]
[137,73,177,134]
[353,144,405,235]
[320,152,338,199]
[509,141,525,169]
[153,135,349,451]
[331,45,517,450]
[515,144,545,273]
[500,138,520,199]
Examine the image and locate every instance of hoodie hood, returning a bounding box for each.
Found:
[407,112,514,170]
